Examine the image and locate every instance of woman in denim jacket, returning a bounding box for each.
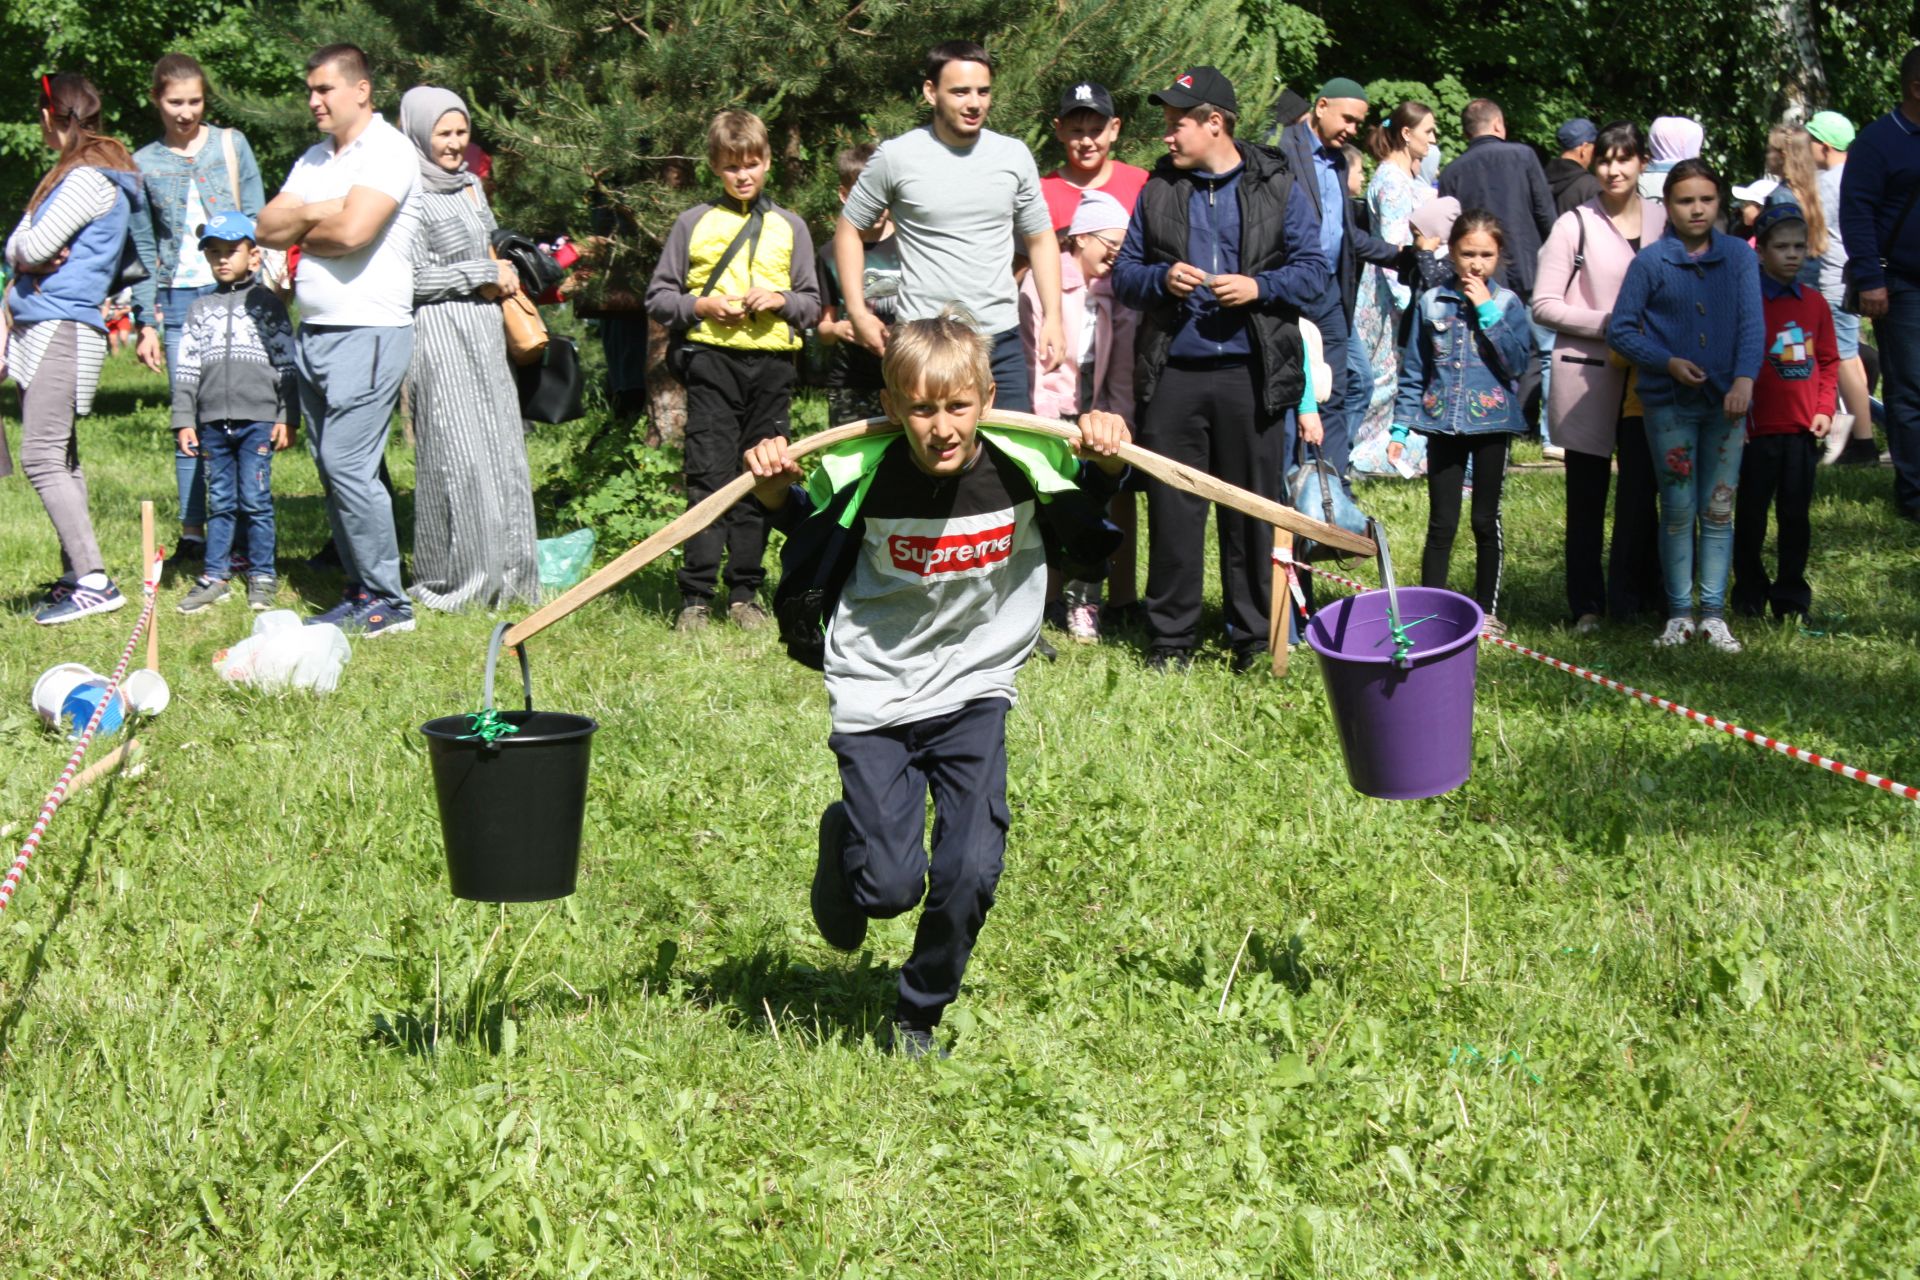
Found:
[129,53,266,564]
[1389,210,1533,633]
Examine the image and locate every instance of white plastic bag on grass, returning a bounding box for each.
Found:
[212,610,351,692]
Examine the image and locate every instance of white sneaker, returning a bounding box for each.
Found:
[1573,613,1602,635]
[1065,601,1101,644]
[1821,414,1854,465]
[1542,444,1567,462]
[1698,617,1743,653]
[1654,616,1695,647]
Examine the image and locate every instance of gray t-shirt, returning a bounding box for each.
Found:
[841,125,1050,336]
[1816,165,1847,306]
[824,442,1044,733]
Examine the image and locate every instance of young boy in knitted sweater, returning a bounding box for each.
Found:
[171,211,297,614]
[744,312,1128,1058]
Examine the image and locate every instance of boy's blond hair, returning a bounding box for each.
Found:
[707,109,770,167]
[882,308,993,407]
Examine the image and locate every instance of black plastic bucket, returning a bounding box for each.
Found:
[420,624,598,901]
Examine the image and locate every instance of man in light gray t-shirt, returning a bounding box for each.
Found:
[832,39,1063,413]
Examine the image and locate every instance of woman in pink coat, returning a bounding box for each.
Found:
[1533,119,1668,630]
[1021,190,1139,643]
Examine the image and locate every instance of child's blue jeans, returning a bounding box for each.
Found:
[1645,394,1744,619]
[199,420,277,581]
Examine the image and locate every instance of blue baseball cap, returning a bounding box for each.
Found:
[1752,201,1807,243]
[198,210,257,246]
[1556,118,1597,150]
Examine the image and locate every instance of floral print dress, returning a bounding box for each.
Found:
[1350,161,1430,477]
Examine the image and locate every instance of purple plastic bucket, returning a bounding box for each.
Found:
[1305,587,1483,800]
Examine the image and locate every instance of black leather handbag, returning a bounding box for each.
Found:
[515,335,585,424]
[489,229,564,297]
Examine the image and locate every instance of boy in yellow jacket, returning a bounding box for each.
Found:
[646,109,821,631]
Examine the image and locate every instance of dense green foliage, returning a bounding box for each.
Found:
[5,0,1914,254]
[4,350,1920,1274]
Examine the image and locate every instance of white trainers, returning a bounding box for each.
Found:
[1573,612,1602,635]
[1821,414,1854,465]
[1654,616,1695,647]
[1065,602,1101,644]
[1698,617,1743,653]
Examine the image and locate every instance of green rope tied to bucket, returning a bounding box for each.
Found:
[460,708,521,744]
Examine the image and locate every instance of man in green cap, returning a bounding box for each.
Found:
[1275,75,1407,483]
[1806,110,1877,463]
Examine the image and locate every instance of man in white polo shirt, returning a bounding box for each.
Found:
[257,43,421,636]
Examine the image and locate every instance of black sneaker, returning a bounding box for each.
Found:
[1148,646,1192,672]
[811,802,867,952]
[1230,645,1269,674]
[165,537,206,571]
[1032,633,1058,662]
[309,584,371,627]
[246,576,277,611]
[1836,437,1882,466]
[352,598,417,638]
[888,1018,949,1060]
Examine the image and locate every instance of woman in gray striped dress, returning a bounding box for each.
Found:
[398,86,539,611]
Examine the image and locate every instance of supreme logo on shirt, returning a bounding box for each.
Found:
[887,522,1018,576]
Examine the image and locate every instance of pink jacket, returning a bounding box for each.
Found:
[1019,256,1138,426]
[1532,196,1666,456]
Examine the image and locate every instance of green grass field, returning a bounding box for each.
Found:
[2,353,1919,1277]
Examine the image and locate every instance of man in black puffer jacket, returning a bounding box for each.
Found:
[1112,65,1329,671]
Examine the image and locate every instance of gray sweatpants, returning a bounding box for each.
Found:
[296,324,413,606]
[19,322,105,578]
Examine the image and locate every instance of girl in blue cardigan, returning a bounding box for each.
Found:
[1607,159,1765,652]
[1389,210,1534,634]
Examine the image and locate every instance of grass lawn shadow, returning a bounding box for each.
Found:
[676,942,898,1049]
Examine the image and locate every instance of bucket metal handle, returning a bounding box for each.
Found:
[484,621,534,712]
[1368,516,1412,669]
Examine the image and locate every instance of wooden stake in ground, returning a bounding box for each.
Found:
[504,411,1378,649]
[1269,531,1295,678]
[141,501,159,672]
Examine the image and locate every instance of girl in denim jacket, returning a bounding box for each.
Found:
[1388,210,1533,633]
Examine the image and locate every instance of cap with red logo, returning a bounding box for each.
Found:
[1149,66,1236,114]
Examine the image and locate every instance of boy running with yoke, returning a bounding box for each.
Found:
[744,311,1129,1058]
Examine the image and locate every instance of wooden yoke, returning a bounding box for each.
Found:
[502,410,1377,649]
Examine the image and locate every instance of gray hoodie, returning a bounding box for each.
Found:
[170,279,298,431]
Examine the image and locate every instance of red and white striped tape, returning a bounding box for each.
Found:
[1290,558,1920,804]
[1,556,163,914]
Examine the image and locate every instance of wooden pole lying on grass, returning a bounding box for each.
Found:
[141,501,159,672]
[67,739,141,799]
[504,411,1378,649]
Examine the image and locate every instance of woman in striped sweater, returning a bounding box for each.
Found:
[397,86,539,611]
[6,74,147,625]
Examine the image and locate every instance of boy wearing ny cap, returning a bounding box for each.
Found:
[1040,82,1150,231]
[170,210,297,614]
[1112,65,1328,671]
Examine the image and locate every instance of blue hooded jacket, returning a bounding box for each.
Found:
[9,168,146,331]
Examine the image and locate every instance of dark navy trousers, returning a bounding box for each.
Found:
[827,697,1010,1027]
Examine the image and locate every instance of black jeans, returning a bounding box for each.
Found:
[1138,361,1287,655]
[1732,432,1819,618]
[1564,415,1665,621]
[680,347,795,604]
[1421,433,1509,616]
[827,698,1009,1028]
